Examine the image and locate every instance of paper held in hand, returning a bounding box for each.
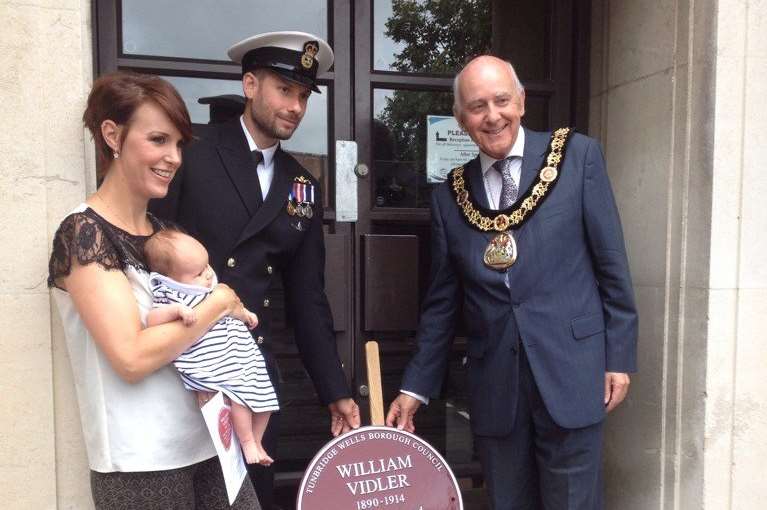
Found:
[201,392,248,505]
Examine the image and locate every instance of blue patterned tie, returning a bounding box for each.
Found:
[493,157,519,209]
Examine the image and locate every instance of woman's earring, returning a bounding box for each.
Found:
[113,151,120,159]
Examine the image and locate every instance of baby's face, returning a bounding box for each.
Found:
[169,235,214,288]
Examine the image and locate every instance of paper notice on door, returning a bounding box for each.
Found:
[201,392,248,505]
[426,115,478,183]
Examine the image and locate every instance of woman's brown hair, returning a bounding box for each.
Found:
[82,72,193,178]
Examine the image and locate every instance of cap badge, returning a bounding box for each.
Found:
[301,41,320,69]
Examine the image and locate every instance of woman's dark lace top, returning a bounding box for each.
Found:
[47,207,165,290]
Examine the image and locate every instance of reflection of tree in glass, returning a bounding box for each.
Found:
[379,0,491,170]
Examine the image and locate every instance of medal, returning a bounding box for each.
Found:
[447,127,574,272]
[296,203,306,217]
[483,232,517,270]
[539,166,558,182]
[286,200,297,216]
[304,204,313,219]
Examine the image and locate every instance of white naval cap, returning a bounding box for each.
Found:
[227,31,333,93]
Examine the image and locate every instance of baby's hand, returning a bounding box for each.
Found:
[179,305,197,327]
[242,309,259,330]
[231,306,259,329]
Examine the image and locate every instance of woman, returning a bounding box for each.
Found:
[47,72,260,509]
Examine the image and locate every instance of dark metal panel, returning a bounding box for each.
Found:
[362,234,419,332]
[94,0,118,74]
[115,56,338,83]
[549,0,575,128]
[370,73,453,89]
[324,233,349,332]
[370,208,430,223]
[572,0,592,132]
[329,0,355,386]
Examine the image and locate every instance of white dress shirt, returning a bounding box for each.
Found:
[240,115,279,199]
[479,127,525,209]
[402,129,527,406]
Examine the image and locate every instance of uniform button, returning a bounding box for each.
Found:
[263,298,270,307]
[266,265,273,275]
[226,257,236,268]
[256,336,264,345]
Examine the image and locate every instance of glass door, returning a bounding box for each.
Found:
[96,1,590,506]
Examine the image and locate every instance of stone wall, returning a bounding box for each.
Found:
[591,0,767,508]
[0,0,94,507]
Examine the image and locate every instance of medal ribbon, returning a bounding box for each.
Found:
[290,178,315,205]
[306,184,314,204]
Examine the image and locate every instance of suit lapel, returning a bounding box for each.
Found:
[518,128,549,195]
[236,148,295,245]
[216,119,262,217]
[463,156,496,244]
[506,128,550,287]
[464,156,491,210]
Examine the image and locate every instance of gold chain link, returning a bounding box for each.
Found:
[451,127,571,232]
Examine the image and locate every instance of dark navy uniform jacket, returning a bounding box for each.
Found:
[401,128,638,435]
[150,118,350,406]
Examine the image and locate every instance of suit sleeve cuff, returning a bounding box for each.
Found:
[401,390,429,405]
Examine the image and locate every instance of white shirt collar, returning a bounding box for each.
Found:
[480,127,525,175]
[239,115,278,167]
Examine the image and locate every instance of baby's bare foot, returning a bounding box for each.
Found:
[240,440,261,464]
[256,444,274,466]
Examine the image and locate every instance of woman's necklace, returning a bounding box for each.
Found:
[93,193,150,236]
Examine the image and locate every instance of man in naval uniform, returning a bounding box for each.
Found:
[150,31,360,509]
[386,56,638,509]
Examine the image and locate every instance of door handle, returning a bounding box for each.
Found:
[335,140,358,222]
[354,163,369,178]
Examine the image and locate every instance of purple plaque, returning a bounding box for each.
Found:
[297,426,463,510]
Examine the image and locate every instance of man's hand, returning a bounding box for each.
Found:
[605,372,630,412]
[385,393,421,433]
[328,398,361,437]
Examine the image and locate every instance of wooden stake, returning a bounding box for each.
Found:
[365,340,385,425]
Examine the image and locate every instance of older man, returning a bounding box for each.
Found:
[151,31,360,509]
[386,55,637,509]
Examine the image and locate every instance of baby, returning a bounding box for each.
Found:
[144,228,278,465]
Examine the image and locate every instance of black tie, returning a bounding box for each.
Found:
[251,150,264,209]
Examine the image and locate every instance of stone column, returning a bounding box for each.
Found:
[706,1,767,508]
[0,0,94,507]
[591,0,767,508]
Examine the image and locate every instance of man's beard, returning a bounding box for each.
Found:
[250,102,299,141]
